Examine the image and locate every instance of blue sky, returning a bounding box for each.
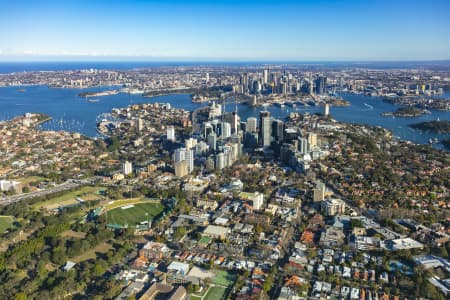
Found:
[0,0,449,61]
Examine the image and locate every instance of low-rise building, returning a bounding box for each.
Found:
[202,225,230,240]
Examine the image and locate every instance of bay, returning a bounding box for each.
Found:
[0,85,448,150]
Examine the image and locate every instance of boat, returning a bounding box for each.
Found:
[18,88,26,92]
[363,103,374,110]
[88,98,100,103]
[429,138,438,144]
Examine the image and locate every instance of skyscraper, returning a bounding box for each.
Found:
[315,76,327,95]
[272,119,284,142]
[215,152,226,170]
[313,181,326,202]
[185,138,197,150]
[298,137,309,154]
[246,117,257,133]
[167,126,175,141]
[173,148,186,163]
[263,69,269,85]
[221,122,231,139]
[259,111,272,147]
[207,132,217,151]
[186,149,194,173]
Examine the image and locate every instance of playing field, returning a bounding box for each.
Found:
[204,286,227,300]
[106,202,164,228]
[213,270,235,287]
[0,216,14,233]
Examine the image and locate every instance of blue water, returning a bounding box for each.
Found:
[0,86,449,150]
[2,60,450,74]
[0,61,217,74]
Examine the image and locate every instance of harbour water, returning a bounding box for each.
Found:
[0,85,448,150]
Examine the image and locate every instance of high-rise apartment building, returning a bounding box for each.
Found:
[123,161,133,175]
[167,126,175,141]
[259,111,272,147]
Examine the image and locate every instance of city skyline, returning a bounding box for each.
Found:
[1,0,450,61]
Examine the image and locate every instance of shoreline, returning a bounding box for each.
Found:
[1,86,449,150]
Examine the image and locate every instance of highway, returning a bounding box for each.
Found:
[0,178,96,206]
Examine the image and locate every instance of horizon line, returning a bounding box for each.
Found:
[1,57,450,63]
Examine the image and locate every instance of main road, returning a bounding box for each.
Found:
[0,178,98,206]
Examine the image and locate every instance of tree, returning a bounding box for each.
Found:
[14,293,27,300]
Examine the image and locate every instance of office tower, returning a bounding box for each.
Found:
[167,126,175,141]
[308,133,317,148]
[272,119,284,142]
[280,143,294,165]
[298,137,309,154]
[185,138,197,150]
[244,132,258,149]
[253,81,262,93]
[123,161,133,175]
[195,141,209,155]
[280,82,287,95]
[203,122,213,138]
[240,73,249,91]
[324,103,330,116]
[206,156,215,171]
[174,160,189,177]
[231,112,239,134]
[229,142,240,162]
[205,72,209,82]
[315,76,327,95]
[313,181,326,202]
[271,73,278,85]
[263,69,269,85]
[173,148,186,163]
[207,132,217,151]
[186,149,194,173]
[215,152,226,170]
[247,117,257,133]
[219,122,231,139]
[259,111,272,147]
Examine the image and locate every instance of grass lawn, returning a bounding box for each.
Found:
[213,270,236,287]
[189,296,202,300]
[0,216,14,233]
[71,242,113,263]
[204,286,227,300]
[105,197,160,210]
[32,186,105,210]
[107,202,164,228]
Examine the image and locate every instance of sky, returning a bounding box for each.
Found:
[0,0,449,61]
